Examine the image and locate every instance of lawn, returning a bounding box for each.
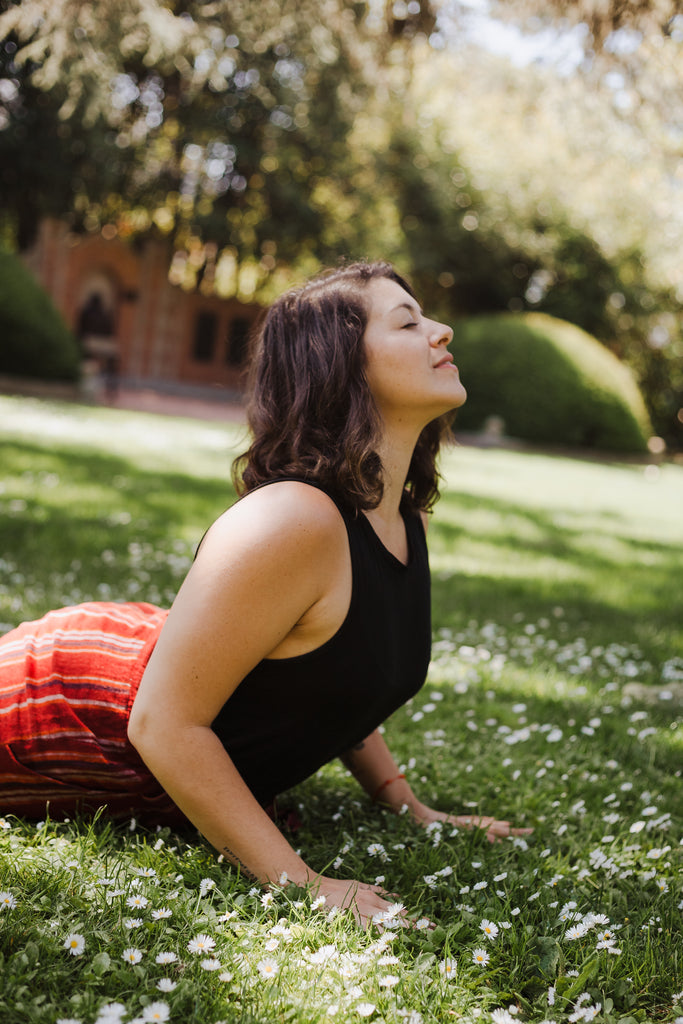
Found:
[0,394,681,1024]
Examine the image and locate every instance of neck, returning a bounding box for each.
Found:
[373,418,423,520]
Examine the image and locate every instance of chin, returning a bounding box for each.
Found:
[449,385,467,411]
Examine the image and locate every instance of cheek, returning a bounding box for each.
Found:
[364,347,406,394]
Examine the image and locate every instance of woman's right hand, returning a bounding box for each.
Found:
[309,874,407,929]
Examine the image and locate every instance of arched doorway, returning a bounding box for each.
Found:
[76,272,120,399]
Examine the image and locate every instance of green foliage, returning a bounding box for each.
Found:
[0,0,404,277]
[452,312,652,451]
[379,130,536,318]
[0,251,80,381]
[1,2,681,446]
[409,44,683,450]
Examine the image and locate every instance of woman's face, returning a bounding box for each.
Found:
[362,276,466,427]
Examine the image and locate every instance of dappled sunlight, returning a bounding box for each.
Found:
[432,541,586,584]
[0,401,681,1023]
[0,396,246,479]
[432,445,683,660]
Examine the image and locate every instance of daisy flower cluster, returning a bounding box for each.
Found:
[429,615,677,698]
[0,818,479,1023]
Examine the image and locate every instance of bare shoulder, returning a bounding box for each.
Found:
[136,483,351,724]
[235,481,345,531]
[198,481,348,574]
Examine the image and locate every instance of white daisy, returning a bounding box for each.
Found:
[151,907,172,920]
[491,1010,516,1024]
[95,1001,126,1020]
[141,1002,170,1022]
[217,909,238,923]
[155,951,178,964]
[122,947,143,964]
[257,956,279,979]
[378,974,400,987]
[0,892,17,910]
[439,957,457,980]
[187,933,216,954]
[308,944,338,964]
[201,958,222,971]
[63,933,85,956]
[126,894,149,909]
[472,947,490,966]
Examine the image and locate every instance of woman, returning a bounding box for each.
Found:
[1,261,528,926]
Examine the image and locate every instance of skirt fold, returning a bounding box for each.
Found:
[0,602,185,823]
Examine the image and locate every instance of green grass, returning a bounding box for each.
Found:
[0,395,682,1024]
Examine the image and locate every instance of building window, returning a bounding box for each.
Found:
[193,311,217,362]
[226,316,251,366]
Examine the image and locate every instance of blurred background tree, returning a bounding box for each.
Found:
[0,0,680,446]
[0,0,388,285]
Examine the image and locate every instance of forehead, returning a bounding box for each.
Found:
[365,276,418,318]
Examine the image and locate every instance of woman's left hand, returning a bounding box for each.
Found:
[409,802,533,844]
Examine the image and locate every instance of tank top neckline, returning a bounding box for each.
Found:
[359,508,413,571]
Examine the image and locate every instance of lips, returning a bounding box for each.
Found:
[434,354,456,369]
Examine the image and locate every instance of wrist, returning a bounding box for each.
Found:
[372,773,406,803]
[372,774,418,813]
[273,862,317,890]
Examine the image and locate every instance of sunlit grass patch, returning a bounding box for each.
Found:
[0,397,681,1023]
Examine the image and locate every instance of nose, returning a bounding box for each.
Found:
[428,319,453,347]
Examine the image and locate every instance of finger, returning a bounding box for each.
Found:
[485,820,533,843]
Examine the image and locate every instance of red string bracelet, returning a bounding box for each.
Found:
[372,773,406,803]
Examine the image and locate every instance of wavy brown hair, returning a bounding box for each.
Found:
[232,261,455,513]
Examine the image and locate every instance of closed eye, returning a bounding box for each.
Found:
[402,322,418,329]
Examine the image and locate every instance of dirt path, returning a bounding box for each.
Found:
[106,387,246,423]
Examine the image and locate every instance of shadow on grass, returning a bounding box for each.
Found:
[430,490,683,660]
[0,439,237,613]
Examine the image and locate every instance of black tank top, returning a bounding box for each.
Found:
[211,483,431,806]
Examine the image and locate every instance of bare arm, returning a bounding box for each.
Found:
[128,483,401,923]
[341,729,533,842]
[340,729,418,813]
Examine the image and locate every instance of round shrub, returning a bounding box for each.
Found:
[451,312,651,452]
[0,249,80,381]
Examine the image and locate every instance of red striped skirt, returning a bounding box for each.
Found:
[0,602,185,824]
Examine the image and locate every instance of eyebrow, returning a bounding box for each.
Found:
[390,301,423,316]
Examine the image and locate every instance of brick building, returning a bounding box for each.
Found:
[23,219,261,397]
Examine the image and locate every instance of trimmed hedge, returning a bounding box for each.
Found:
[0,250,80,381]
[451,312,652,452]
